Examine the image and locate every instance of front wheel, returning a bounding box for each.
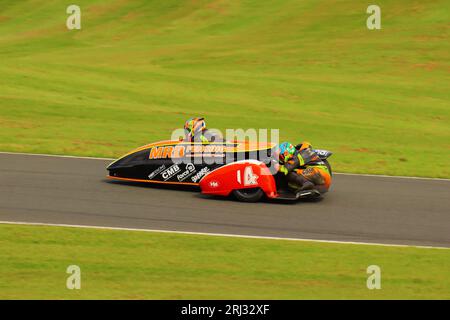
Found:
[233,188,264,202]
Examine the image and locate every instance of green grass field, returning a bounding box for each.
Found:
[0,223,449,299]
[0,0,449,177]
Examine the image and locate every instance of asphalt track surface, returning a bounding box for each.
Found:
[1,153,449,247]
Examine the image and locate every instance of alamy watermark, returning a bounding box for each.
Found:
[66,5,81,30]
[366,265,381,289]
[65,5,381,31]
[167,128,280,173]
[66,265,81,290]
[366,5,381,30]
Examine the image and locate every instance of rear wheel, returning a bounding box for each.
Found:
[233,188,264,202]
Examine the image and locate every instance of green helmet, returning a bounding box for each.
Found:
[279,142,296,163]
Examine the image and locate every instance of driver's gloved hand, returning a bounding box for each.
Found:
[279,165,288,175]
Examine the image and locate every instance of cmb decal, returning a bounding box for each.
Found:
[161,164,181,181]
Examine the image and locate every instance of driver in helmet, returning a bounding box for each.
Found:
[184,117,222,143]
[278,141,331,191]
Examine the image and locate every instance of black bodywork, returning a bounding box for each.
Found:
[107,142,275,185]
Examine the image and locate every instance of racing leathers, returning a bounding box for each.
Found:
[279,144,331,191]
[188,129,223,144]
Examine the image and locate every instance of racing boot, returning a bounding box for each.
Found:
[287,172,314,192]
[299,180,314,191]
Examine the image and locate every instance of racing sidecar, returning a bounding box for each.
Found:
[107,139,332,202]
[199,154,332,202]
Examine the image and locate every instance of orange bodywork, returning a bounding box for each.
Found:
[296,167,332,189]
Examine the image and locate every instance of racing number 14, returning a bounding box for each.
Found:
[237,166,259,186]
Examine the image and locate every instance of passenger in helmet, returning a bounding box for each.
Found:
[184,117,222,143]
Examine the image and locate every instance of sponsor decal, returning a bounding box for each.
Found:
[148,145,226,159]
[149,146,185,159]
[148,164,166,180]
[237,166,259,186]
[314,149,329,157]
[185,145,225,156]
[188,153,225,158]
[161,164,181,181]
[191,167,210,183]
[176,163,196,181]
[209,180,219,188]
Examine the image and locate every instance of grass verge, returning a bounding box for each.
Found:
[0,223,449,299]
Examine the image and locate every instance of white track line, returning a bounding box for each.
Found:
[0,221,447,249]
[0,151,448,181]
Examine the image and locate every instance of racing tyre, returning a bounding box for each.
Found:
[233,188,264,202]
